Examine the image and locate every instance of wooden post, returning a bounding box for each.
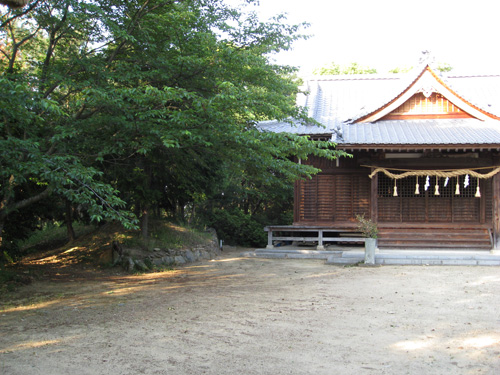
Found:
[293,180,300,224]
[480,179,486,224]
[493,174,500,250]
[370,170,378,223]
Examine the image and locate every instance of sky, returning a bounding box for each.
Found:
[228,0,500,75]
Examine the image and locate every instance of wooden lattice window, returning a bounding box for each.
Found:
[377,173,487,223]
[378,174,481,198]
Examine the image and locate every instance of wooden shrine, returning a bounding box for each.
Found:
[260,59,500,250]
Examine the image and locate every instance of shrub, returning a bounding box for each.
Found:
[204,208,266,247]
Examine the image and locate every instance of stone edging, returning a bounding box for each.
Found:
[110,230,220,272]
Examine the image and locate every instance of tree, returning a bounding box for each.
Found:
[1,0,347,252]
[313,61,377,75]
[388,63,452,73]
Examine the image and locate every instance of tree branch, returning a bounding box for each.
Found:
[0,185,53,221]
[0,0,43,29]
[106,0,152,67]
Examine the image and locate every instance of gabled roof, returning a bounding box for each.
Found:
[354,65,500,123]
[258,62,500,149]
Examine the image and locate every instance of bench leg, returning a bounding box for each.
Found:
[316,230,325,250]
[266,230,274,249]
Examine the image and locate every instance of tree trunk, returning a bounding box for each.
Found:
[0,219,4,250]
[65,199,76,242]
[0,185,53,249]
[188,203,196,225]
[141,205,149,243]
[141,160,152,243]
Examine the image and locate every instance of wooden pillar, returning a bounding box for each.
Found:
[370,170,378,223]
[493,174,500,250]
[293,180,300,224]
[480,179,486,224]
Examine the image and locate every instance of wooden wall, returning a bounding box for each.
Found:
[294,155,371,225]
[294,151,497,231]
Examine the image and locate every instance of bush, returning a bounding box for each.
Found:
[204,208,266,247]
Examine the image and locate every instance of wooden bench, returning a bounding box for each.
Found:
[264,225,365,250]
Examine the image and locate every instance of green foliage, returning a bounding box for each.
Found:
[119,221,213,251]
[0,267,18,292]
[389,63,452,74]
[204,208,267,247]
[2,251,13,264]
[1,0,349,254]
[436,63,453,72]
[313,61,377,75]
[355,214,378,239]
[16,221,95,252]
[388,66,413,74]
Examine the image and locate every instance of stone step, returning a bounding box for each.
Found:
[377,259,500,266]
[325,252,500,266]
[244,248,500,266]
[377,227,492,250]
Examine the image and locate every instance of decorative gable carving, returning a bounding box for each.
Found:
[381,92,472,120]
[355,66,499,123]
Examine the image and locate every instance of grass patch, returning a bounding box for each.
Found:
[17,221,97,253]
[0,267,19,284]
[0,266,32,294]
[119,221,213,251]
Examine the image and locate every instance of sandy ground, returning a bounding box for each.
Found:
[0,247,499,375]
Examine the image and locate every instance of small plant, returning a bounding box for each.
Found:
[355,214,378,239]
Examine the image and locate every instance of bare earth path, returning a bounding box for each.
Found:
[1,247,499,375]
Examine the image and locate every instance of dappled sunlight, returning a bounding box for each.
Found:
[1,265,246,314]
[168,223,189,232]
[211,257,247,263]
[1,299,62,313]
[62,246,84,254]
[95,270,248,299]
[392,338,433,351]
[30,254,68,264]
[390,330,500,367]
[106,269,184,283]
[303,271,342,279]
[462,335,500,349]
[469,275,500,286]
[100,284,185,296]
[0,338,64,354]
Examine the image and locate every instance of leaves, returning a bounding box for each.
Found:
[313,61,377,75]
[1,0,348,249]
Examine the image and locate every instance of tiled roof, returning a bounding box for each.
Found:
[258,65,500,147]
[341,119,500,145]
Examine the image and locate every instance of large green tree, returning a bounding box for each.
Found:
[1,0,347,250]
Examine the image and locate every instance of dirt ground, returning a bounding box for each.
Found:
[0,246,499,375]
